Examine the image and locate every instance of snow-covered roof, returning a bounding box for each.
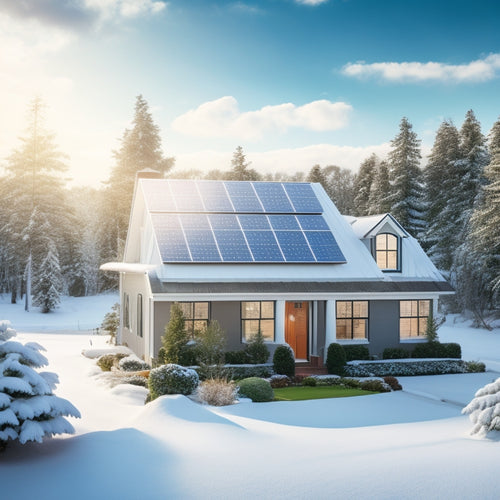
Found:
[347,213,409,239]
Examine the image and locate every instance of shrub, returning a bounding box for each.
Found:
[465,360,486,373]
[314,376,342,386]
[118,356,151,372]
[269,374,291,388]
[359,379,391,392]
[425,311,439,342]
[412,342,446,359]
[383,347,411,360]
[237,377,274,402]
[148,364,199,400]
[97,353,128,372]
[302,376,317,387]
[159,303,190,365]
[225,364,274,380]
[343,344,370,362]
[225,350,250,365]
[273,345,295,377]
[342,377,361,388]
[196,379,238,406]
[344,359,467,377]
[383,376,402,391]
[443,342,461,359]
[245,330,270,364]
[101,303,120,343]
[121,375,148,388]
[326,343,346,375]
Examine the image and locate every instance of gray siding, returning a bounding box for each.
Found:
[368,300,401,357]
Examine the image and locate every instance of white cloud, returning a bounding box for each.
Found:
[173,143,392,177]
[85,0,167,21]
[342,54,500,84]
[171,96,352,140]
[295,0,330,5]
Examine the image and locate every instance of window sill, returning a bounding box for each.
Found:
[400,338,427,343]
[336,339,369,345]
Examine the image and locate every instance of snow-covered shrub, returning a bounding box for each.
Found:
[344,359,467,377]
[237,377,274,402]
[273,345,295,377]
[0,321,80,450]
[313,375,342,386]
[269,374,291,388]
[120,375,148,388]
[465,361,486,373]
[196,379,238,406]
[118,355,150,372]
[359,379,391,392]
[97,353,128,372]
[148,364,199,400]
[462,377,500,436]
[326,343,346,375]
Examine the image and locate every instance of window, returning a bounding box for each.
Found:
[178,302,209,337]
[241,301,275,342]
[336,301,368,340]
[123,293,130,330]
[375,233,399,271]
[400,300,430,338]
[137,294,143,338]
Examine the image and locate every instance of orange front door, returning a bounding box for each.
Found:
[285,301,309,360]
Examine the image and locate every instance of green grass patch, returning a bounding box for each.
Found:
[273,385,377,401]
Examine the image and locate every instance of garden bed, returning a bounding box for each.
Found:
[273,386,377,401]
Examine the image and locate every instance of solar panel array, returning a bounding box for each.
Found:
[142,180,346,264]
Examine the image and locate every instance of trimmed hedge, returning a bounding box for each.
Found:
[190,363,274,381]
[412,342,462,359]
[224,350,250,365]
[273,345,295,377]
[344,359,467,377]
[383,347,412,360]
[326,343,346,375]
[342,344,370,362]
[237,377,274,402]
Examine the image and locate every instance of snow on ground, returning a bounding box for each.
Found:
[0,296,500,499]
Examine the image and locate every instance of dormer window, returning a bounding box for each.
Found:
[375,233,399,271]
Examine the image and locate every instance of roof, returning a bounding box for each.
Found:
[348,213,409,239]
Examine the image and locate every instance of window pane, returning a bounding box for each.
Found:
[387,234,398,250]
[387,251,397,269]
[419,300,430,317]
[400,301,413,317]
[353,301,368,318]
[376,252,388,269]
[242,302,260,319]
[194,302,209,319]
[352,319,366,339]
[376,234,388,250]
[261,301,275,319]
[242,320,260,341]
[419,318,427,335]
[260,320,275,341]
[179,302,193,319]
[336,319,351,339]
[409,318,419,336]
[336,301,351,318]
[400,318,411,337]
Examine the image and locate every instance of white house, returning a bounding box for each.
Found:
[102,172,453,364]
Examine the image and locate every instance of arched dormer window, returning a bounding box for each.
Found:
[375,233,399,271]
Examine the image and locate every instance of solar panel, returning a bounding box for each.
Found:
[143,179,346,264]
[274,231,315,262]
[245,231,284,262]
[253,183,293,213]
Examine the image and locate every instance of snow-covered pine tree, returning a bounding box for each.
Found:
[462,376,500,436]
[387,117,425,236]
[422,120,461,270]
[368,160,391,214]
[100,95,174,268]
[32,239,63,313]
[227,146,260,181]
[0,321,80,451]
[324,165,356,214]
[353,154,377,216]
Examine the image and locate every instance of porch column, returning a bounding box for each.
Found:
[275,300,286,344]
[324,299,336,362]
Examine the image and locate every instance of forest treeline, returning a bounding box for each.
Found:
[0,96,498,325]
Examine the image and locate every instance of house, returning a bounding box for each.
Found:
[101,172,453,364]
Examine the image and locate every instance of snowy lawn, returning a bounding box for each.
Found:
[1,296,500,499]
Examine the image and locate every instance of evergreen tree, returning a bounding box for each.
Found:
[0,321,80,450]
[353,154,377,216]
[422,120,461,269]
[158,303,189,365]
[32,239,63,313]
[387,117,424,236]
[368,160,391,214]
[101,95,174,265]
[306,164,330,195]
[226,146,260,181]
[324,165,356,214]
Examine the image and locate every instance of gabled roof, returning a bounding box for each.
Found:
[347,213,409,239]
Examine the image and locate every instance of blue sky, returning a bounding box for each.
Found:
[1,0,500,185]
